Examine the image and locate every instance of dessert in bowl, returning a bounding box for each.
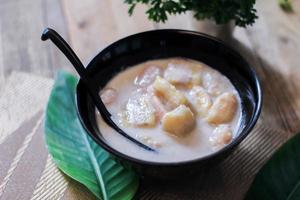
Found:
[97,57,241,163]
[76,30,262,179]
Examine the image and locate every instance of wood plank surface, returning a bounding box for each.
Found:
[61,0,154,65]
[42,0,71,73]
[1,0,300,199]
[245,0,300,133]
[0,0,70,83]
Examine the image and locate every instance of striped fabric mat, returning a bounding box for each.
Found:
[0,71,289,200]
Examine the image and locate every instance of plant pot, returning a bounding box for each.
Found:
[154,12,235,41]
[188,18,235,42]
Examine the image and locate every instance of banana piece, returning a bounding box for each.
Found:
[125,94,156,127]
[209,125,233,147]
[152,76,187,109]
[149,95,167,121]
[202,71,223,96]
[162,105,195,137]
[135,66,161,87]
[100,88,117,105]
[189,86,212,117]
[163,64,193,85]
[191,73,202,86]
[206,93,238,124]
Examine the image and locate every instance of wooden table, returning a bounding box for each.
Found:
[0,0,300,199]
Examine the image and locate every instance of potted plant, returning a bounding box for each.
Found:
[124,0,257,40]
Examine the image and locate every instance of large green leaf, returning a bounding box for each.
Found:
[44,71,139,200]
[246,133,300,200]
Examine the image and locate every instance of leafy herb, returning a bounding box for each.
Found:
[124,0,258,27]
[279,0,293,12]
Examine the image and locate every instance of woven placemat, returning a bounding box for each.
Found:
[0,71,290,200]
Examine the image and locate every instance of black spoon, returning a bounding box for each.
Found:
[41,28,156,152]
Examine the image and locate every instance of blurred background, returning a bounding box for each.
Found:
[2,0,300,131]
[0,0,300,199]
[0,0,299,84]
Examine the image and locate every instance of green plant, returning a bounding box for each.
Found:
[246,133,300,199]
[125,0,257,27]
[279,0,293,12]
[45,71,139,200]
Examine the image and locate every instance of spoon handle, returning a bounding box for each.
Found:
[41,28,156,152]
[42,29,88,80]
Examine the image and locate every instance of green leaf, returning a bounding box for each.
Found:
[246,133,300,200]
[44,71,139,200]
[279,0,293,12]
[124,0,257,27]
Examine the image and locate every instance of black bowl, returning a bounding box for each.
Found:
[76,29,262,180]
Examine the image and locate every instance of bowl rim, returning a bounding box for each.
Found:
[76,29,263,167]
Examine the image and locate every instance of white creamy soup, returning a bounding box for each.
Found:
[96,58,241,163]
